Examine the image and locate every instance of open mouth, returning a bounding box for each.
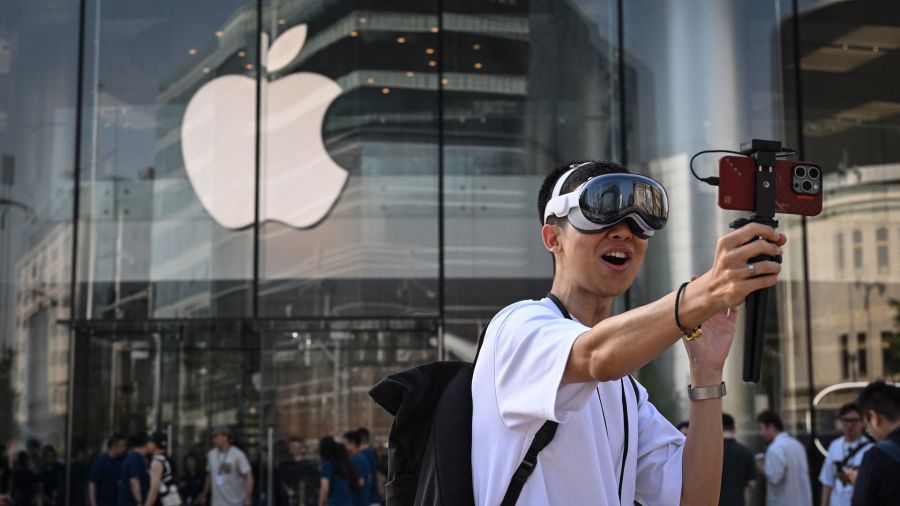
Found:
[601,251,630,266]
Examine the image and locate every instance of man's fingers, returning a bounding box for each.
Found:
[721,222,781,249]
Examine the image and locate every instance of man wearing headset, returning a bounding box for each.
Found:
[471,161,786,505]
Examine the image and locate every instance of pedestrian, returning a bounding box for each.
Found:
[118,434,152,506]
[274,439,318,506]
[38,445,65,506]
[472,161,785,504]
[9,451,35,506]
[352,429,379,506]
[316,437,356,506]
[756,410,812,505]
[849,381,900,506]
[198,427,253,506]
[819,403,871,506]
[89,435,127,506]
[720,413,756,506]
[340,433,367,506]
[178,455,204,506]
[144,431,181,506]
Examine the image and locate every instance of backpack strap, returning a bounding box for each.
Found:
[875,439,900,466]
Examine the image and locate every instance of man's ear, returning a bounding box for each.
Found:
[541,223,563,254]
[865,409,879,428]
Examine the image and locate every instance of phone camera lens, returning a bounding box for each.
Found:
[801,180,813,192]
[794,166,807,178]
[809,167,820,179]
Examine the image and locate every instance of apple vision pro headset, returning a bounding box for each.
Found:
[543,163,669,238]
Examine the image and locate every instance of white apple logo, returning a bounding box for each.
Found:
[180,24,347,229]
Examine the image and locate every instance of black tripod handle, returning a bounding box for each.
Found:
[742,286,770,383]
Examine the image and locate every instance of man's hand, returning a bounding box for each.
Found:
[684,223,787,324]
[842,467,858,485]
[682,295,738,379]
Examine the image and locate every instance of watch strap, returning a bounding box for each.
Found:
[688,382,726,401]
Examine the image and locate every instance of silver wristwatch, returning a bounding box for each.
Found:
[688,382,727,401]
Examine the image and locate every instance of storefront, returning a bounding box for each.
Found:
[1,0,898,503]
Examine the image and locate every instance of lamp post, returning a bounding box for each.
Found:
[855,280,886,379]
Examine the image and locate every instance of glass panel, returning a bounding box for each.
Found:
[70,325,262,506]
[792,0,900,464]
[259,319,437,506]
[442,0,622,353]
[256,1,442,319]
[623,1,793,446]
[0,0,78,493]
[75,0,258,320]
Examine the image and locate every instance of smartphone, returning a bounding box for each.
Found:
[718,155,823,216]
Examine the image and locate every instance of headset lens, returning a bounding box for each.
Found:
[578,175,668,230]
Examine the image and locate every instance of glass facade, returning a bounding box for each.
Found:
[1,0,899,504]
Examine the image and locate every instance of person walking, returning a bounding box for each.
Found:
[756,410,812,506]
[118,434,152,506]
[89,435,127,506]
[144,432,181,506]
[178,455,204,506]
[316,438,356,506]
[819,403,871,506]
[198,427,253,506]
[720,413,756,506]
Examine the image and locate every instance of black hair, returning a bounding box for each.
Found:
[838,403,862,418]
[343,430,361,447]
[856,381,900,422]
[722,413,736,431]
[356,427,370,445]
[319,436,361,490]
[755,410,784,431]
[537,160,631,226]
[129,433,150,448]
[150,430,167,450]
[107,433,126,449]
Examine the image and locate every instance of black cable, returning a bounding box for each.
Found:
[689,149,743,186]
[690,147,799,187]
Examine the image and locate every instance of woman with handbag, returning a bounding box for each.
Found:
[145,432,182,506]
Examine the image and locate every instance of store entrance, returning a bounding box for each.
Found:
[66,318,438,506]
[69,323,263,469]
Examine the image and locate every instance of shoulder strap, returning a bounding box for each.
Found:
[875,439,900,466]
[839,437,872,467]
[497,293,570,505]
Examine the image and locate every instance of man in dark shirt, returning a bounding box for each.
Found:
[719,413,756,506]
[851,381,900,506]
[274,438,318,506]
[117,434,153,506]
[90,435,127,506]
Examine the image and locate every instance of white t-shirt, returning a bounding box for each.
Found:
[763,432,812,506]
[817,436,871,506]
[471,298,686,505]
[206,446,251,506]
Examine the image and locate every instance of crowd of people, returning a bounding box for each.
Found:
[676,380,900,506]
[0,427,383,506]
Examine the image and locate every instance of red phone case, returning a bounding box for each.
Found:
[718,156,823,216]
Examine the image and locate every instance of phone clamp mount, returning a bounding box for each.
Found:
[730,139,784,383]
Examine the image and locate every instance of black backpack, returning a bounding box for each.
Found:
[368,294,571,506]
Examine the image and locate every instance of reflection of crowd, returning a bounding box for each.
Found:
[0,427,385,506]
[0,439,71,506]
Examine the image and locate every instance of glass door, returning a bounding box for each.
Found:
[69,324,263,506]
[258,319,438,506]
